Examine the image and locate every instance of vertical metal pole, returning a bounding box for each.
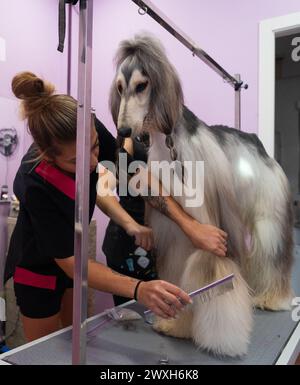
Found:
[72,0,93,365]
[67,3,73,95]
[234,74,241,130]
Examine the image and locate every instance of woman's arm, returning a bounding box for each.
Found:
[130,162,228,257]
[55,256,191,318]
[96,193,153,250]
[99,137,227,257]
[144,184,228,257]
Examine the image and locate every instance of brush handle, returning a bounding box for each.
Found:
[188,273,234,298]
[144,273,234,316]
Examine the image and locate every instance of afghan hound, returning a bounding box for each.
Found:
[109,34,294,357]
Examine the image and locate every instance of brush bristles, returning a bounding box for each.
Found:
[198,280,234,304]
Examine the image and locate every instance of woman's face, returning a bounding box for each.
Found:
[52,125,99,174]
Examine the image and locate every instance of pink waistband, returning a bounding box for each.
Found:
[14,267,56,290]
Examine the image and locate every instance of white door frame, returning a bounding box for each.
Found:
[259,12,300,158]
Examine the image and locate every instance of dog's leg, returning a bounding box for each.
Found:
[154,251,253,357]
[245,163,294,311]
[247,216,294,311]
[189,251,252,357]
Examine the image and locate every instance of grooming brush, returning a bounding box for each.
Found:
[144,273,235,318]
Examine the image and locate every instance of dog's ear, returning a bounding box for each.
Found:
[150,63,183,136]
[109,79,121,127]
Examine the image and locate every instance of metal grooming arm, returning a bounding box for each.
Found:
[72,0,93,365]
[131,0,248,129]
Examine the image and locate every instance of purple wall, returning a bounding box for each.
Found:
[0,0,68,195]
[90,0,300,134]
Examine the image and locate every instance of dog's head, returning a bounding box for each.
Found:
[110,34,184,139]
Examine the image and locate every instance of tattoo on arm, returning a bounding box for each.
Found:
[144,195,169,216]
[127,169,170,217]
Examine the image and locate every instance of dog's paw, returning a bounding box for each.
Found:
[253,294,292,311]
[152,316,191,339]
[153,318,175,335]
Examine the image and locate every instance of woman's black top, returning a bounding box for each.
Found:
[4,118,116,282]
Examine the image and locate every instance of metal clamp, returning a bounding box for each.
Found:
[138,5,147,15]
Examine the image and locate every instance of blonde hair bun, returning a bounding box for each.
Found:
[10,71,78,158]
[12,71,55,100]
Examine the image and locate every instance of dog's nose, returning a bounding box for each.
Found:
[118,127,132,138]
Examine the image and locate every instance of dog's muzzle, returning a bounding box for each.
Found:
[117,127,132,138]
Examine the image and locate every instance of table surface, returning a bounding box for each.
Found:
[0,301,299,365]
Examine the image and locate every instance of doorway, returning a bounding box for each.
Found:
[259,13,300,299]
[275,32,300,229]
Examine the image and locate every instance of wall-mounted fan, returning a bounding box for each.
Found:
[0,128,18,157]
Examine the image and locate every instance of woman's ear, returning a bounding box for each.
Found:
[42,153,55,165]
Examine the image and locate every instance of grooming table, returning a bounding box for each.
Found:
[0,302,299,365]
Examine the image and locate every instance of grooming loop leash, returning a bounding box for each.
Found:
[165,134,178,161]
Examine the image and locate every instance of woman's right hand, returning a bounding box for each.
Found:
[125,221,154,251]
[136,280,192,319]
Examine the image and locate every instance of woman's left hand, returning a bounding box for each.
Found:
[182,219,228,257]
[125,221,154,251]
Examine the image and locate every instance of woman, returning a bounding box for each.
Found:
[4,72,193,342]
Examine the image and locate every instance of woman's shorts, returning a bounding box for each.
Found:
[13,267,73,318]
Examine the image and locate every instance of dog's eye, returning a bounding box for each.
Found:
[136,81,148,94]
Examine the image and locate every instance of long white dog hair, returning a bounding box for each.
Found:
[110,34,294,357]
